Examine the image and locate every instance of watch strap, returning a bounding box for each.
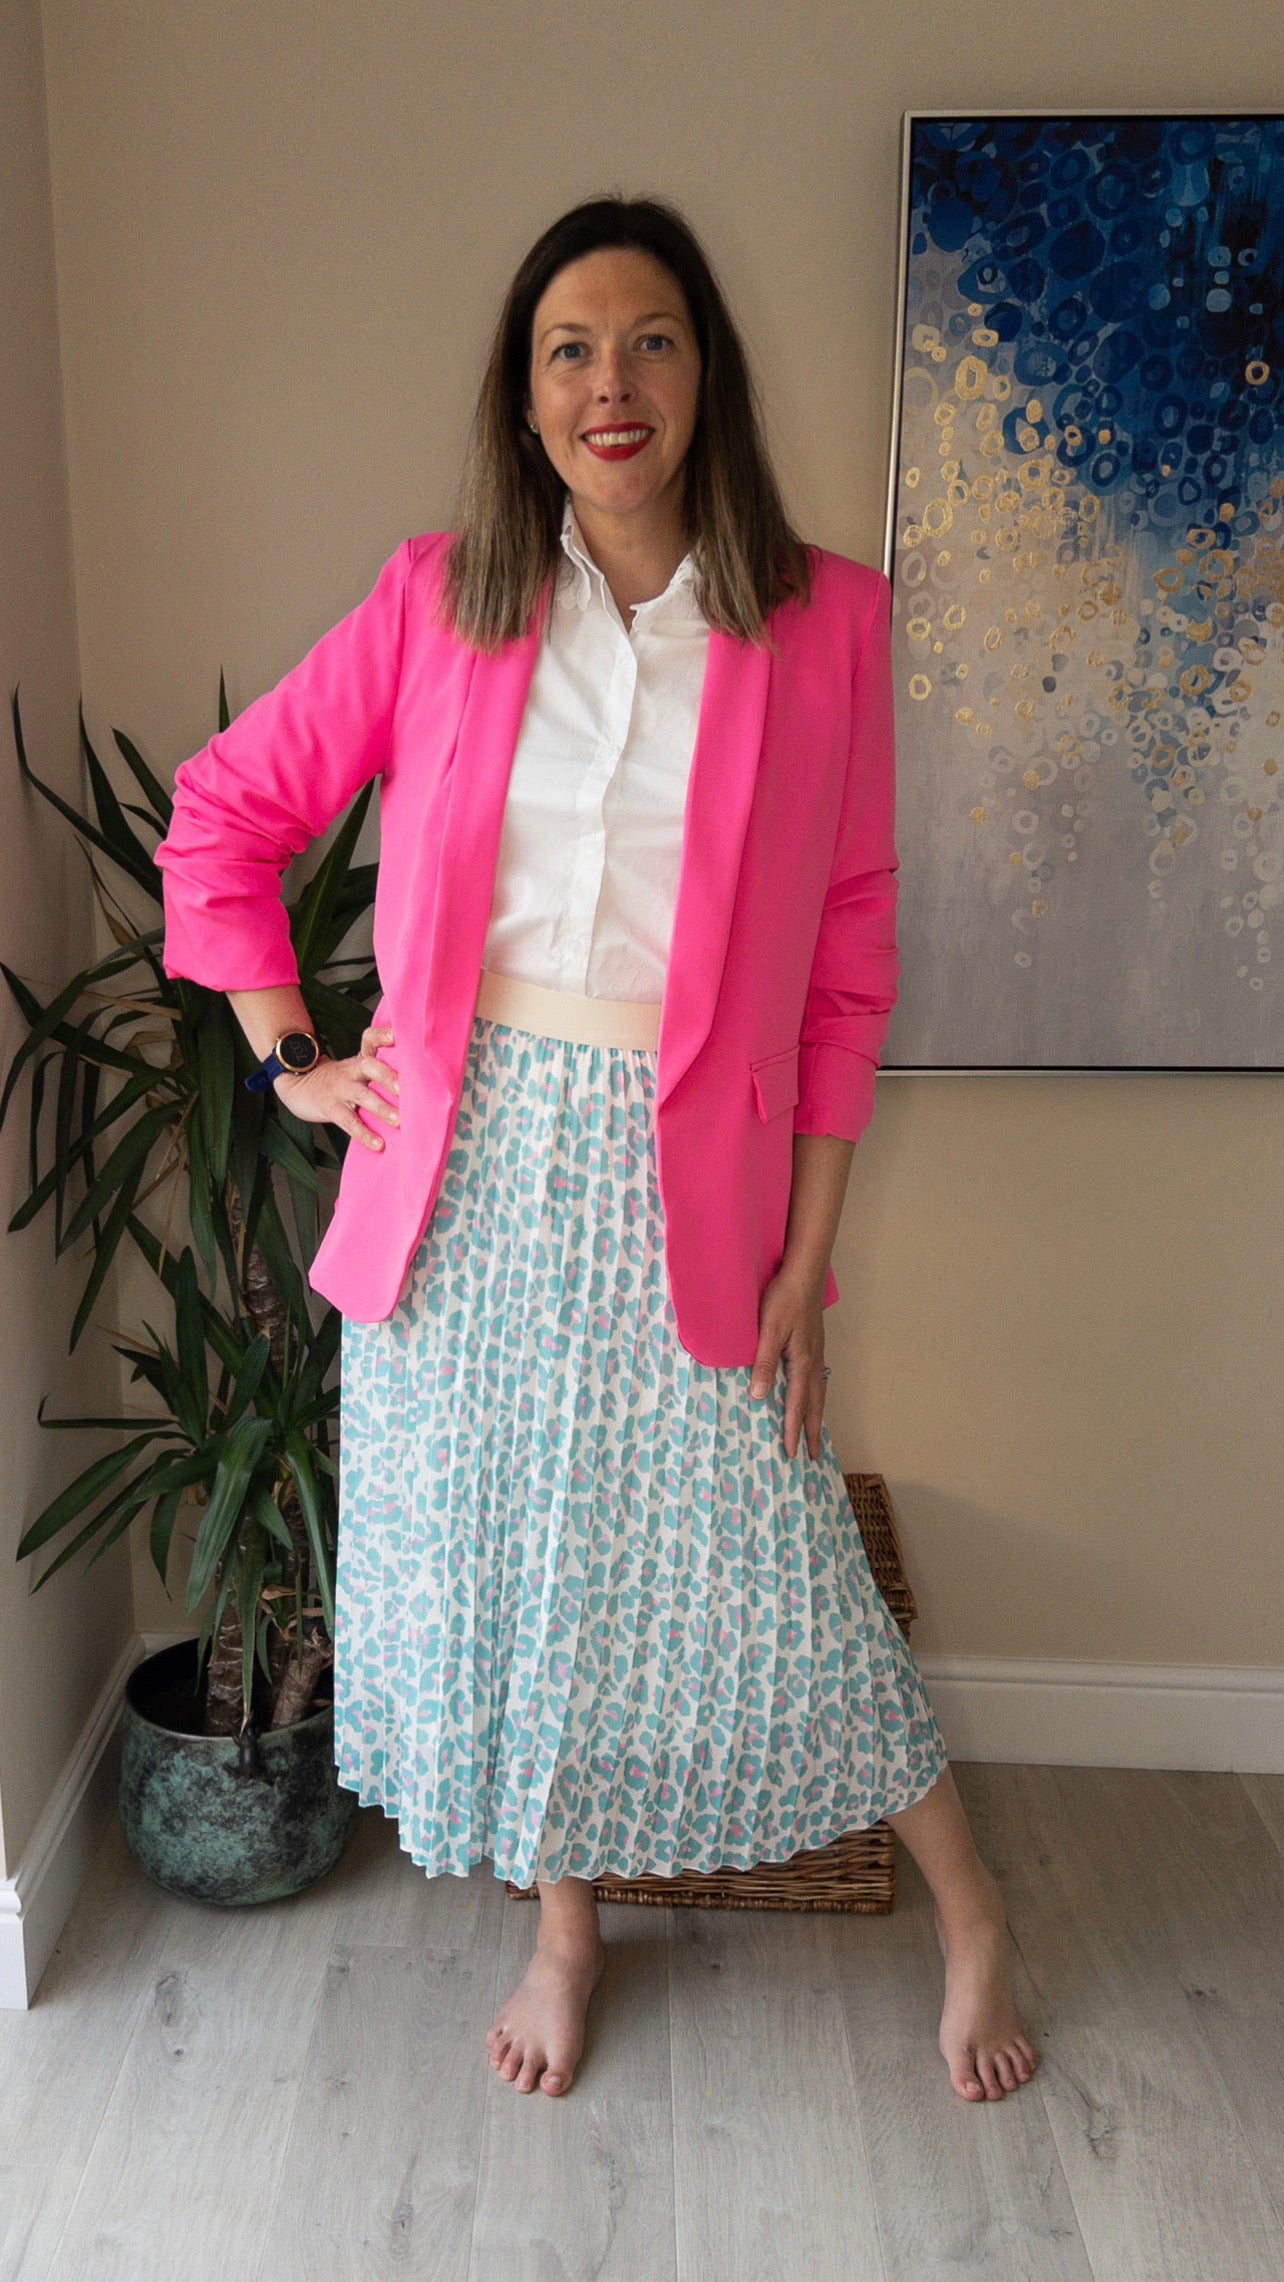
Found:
[244,1031,324,1093]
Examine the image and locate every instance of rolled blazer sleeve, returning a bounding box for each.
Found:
[792,568,900,1142]
[154,538,413,990]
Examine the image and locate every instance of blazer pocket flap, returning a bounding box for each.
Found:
[751,1046,800,1122]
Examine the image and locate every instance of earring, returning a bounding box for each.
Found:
[528,419,539,434]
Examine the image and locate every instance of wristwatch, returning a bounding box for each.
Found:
[244,1029,325,1093]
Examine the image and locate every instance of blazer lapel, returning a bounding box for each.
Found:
[655,625,772,1106]
[419,578,552,1065]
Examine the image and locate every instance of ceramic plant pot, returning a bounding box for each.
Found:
[119,1636,359,1906]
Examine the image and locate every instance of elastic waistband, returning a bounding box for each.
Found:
[474,967,660,1049]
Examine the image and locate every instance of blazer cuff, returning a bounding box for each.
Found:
[792,1040,880,1143]
[159,880,303,993]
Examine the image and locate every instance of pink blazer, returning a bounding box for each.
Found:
[155,532,899,1367]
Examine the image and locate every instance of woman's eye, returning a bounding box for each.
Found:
[639,334,672,351]
[552,342,586,361]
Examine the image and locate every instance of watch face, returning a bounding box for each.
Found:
[278,1031,320,1072]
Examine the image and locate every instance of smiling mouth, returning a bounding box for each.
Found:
[582,425,655,457]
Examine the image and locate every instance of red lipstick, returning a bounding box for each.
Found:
[581,425,654,461]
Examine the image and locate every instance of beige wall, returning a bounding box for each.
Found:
[33,0,1284,1667]
[0,0,131,1881]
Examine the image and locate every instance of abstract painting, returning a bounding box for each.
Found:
[882,113,1284,1072]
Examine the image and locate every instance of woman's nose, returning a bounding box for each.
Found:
[594,347,634,398]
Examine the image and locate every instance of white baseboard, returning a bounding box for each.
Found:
[917,1655,1284,1775]
[2,1639,1281,2008]
[0,1628,187,2010]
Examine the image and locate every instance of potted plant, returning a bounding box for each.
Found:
[2,680,378,1903]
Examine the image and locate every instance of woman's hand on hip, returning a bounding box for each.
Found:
[272,1024,400,1151]
[749,1266,829,1463]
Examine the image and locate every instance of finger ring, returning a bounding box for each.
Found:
[821,1367,831,1380]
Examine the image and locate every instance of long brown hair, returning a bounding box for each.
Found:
[438,194,814,652]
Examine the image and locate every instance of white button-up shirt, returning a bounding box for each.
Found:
[481,494,711,1003]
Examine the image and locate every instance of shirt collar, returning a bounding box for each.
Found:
[557,493,702,625]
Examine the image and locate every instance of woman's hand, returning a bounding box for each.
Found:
[272,1023,400,1151]
[749,1266,829,1462]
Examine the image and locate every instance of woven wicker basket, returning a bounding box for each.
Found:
[505,1470,918,1915]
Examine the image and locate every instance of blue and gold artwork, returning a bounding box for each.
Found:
[884,115,1284,1071]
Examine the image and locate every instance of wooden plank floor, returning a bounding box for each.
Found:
[2,1762,1282,2281]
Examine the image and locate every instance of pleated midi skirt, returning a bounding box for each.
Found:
[334,1008,949,1889]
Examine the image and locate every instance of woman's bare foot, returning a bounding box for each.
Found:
[933,1868,1040,2101]
[486,1924,607,2097]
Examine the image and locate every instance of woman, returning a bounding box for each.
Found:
[156,195,1038,2107]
